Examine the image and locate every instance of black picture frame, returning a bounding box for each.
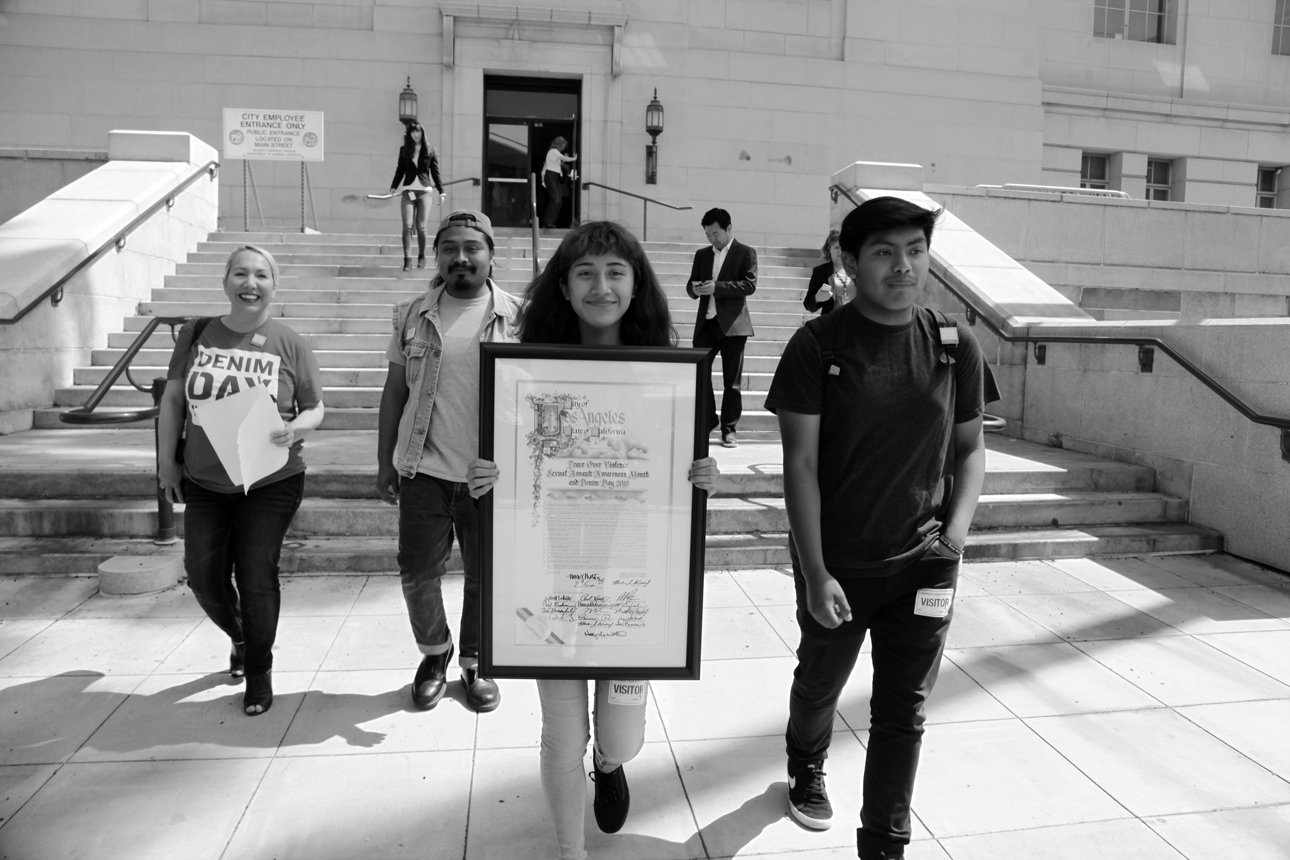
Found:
[478,342,711,680]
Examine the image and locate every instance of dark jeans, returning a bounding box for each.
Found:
[786,549,959,860]
[182,472,305,677]
[693,316,746,434]
[397,473,480,664]
[543,169,563,228]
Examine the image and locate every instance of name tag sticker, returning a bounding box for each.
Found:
[914,587,955,618]
[607,681,647,706]
[406,328,417,341]
[250,333,267,348]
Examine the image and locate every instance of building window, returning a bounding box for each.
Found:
[1081,153,1109,189]
[1276,0,1290,56]
[1095,0,1167,43]
[1145,159,1172,201]
[1257,167,1282,208]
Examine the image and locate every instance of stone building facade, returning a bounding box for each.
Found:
[1,0,1287,244]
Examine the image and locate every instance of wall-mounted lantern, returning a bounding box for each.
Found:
[645,88,664,184]
[399,77,418,126]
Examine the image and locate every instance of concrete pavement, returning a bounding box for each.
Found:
[1,552,1289,859]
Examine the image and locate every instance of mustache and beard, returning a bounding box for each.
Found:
[444,261,488,285]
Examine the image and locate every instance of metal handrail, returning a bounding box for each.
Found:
[59,316,194,425]
[2,160,219,325]
[829,182,1290,443]
[529,172,541,274]
[59,314,199,544]
[580,181,692,241]
[929,263,1290,435]
[443,177,481,188]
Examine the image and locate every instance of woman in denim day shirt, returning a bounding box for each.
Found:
[467,221,717,860]
[156,244,325,716]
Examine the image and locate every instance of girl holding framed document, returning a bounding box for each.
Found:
[467,222,717,859]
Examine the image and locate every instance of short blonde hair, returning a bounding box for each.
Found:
[223,244,280,287]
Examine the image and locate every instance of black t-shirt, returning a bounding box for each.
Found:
[764,304,999,576]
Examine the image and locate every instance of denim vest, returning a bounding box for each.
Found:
[391,278,521,478]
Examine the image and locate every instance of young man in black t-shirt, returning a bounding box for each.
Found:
[764,196,998,860]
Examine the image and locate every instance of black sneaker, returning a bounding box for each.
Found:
[591,764,630,833]
[787,760,833,830]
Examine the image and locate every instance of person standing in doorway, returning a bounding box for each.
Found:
[542,136,577,229]
[765,196,998,860]
[686,207,757,448]
[375,209,519,713]
[389,122,445,272]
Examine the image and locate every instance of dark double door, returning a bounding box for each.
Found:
[483,76,580,228]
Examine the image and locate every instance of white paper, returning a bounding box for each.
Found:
[191,386,288,493]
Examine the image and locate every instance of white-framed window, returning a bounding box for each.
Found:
[1094,0,1167,43]
[1257,167,1282,208]
[1145,159,1172,201]
[1275,0,1290,56]
[1080,153,1109,189]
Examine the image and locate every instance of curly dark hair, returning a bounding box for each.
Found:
[517,221,677,347]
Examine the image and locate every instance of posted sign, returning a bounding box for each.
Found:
[223,109,324,161]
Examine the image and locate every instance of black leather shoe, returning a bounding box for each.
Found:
[462,665,501,713]
[411,644,454,710]
[592,763,630,833]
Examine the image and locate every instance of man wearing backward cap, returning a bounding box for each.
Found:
[376,209,519,713]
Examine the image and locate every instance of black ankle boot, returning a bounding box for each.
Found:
[244,672,273,716]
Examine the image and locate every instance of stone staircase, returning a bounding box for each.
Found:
[4,229,1221,573]
[39,229,817,437]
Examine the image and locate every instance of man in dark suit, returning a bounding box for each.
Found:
[687,207,757,448]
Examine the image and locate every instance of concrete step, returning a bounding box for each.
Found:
[107,331,395,351]
[966,524,1223,560]
[125,316,393,335]
[92,348,392,368]
[75,360,781,393]
[705,525,1224,565]
[704,491,1186,535]
[153,281,814,310]
[0,488,1189,541]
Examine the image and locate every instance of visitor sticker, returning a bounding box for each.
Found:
[914,587,954,618]
[607,681,647,706]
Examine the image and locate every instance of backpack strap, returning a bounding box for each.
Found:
[931,308,958,364]
[804,312,841,387]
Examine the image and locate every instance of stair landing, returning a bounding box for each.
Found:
[0,430,1220,574]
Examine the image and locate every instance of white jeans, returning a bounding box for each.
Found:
[537,678,649,860]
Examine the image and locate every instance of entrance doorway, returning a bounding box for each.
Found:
[483,76,580,229]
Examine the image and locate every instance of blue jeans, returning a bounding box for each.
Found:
[182,472,305,677]
[785,547,959,860]
[397,473,480,665]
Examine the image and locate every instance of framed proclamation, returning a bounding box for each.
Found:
[478,342,711,681]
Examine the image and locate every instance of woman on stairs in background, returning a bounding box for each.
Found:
[389,122,445,272]
[156,244,325,717]
[802,229,854,315]
[466,221,717,859]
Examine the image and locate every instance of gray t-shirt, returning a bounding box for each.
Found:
[418,291,493,481]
